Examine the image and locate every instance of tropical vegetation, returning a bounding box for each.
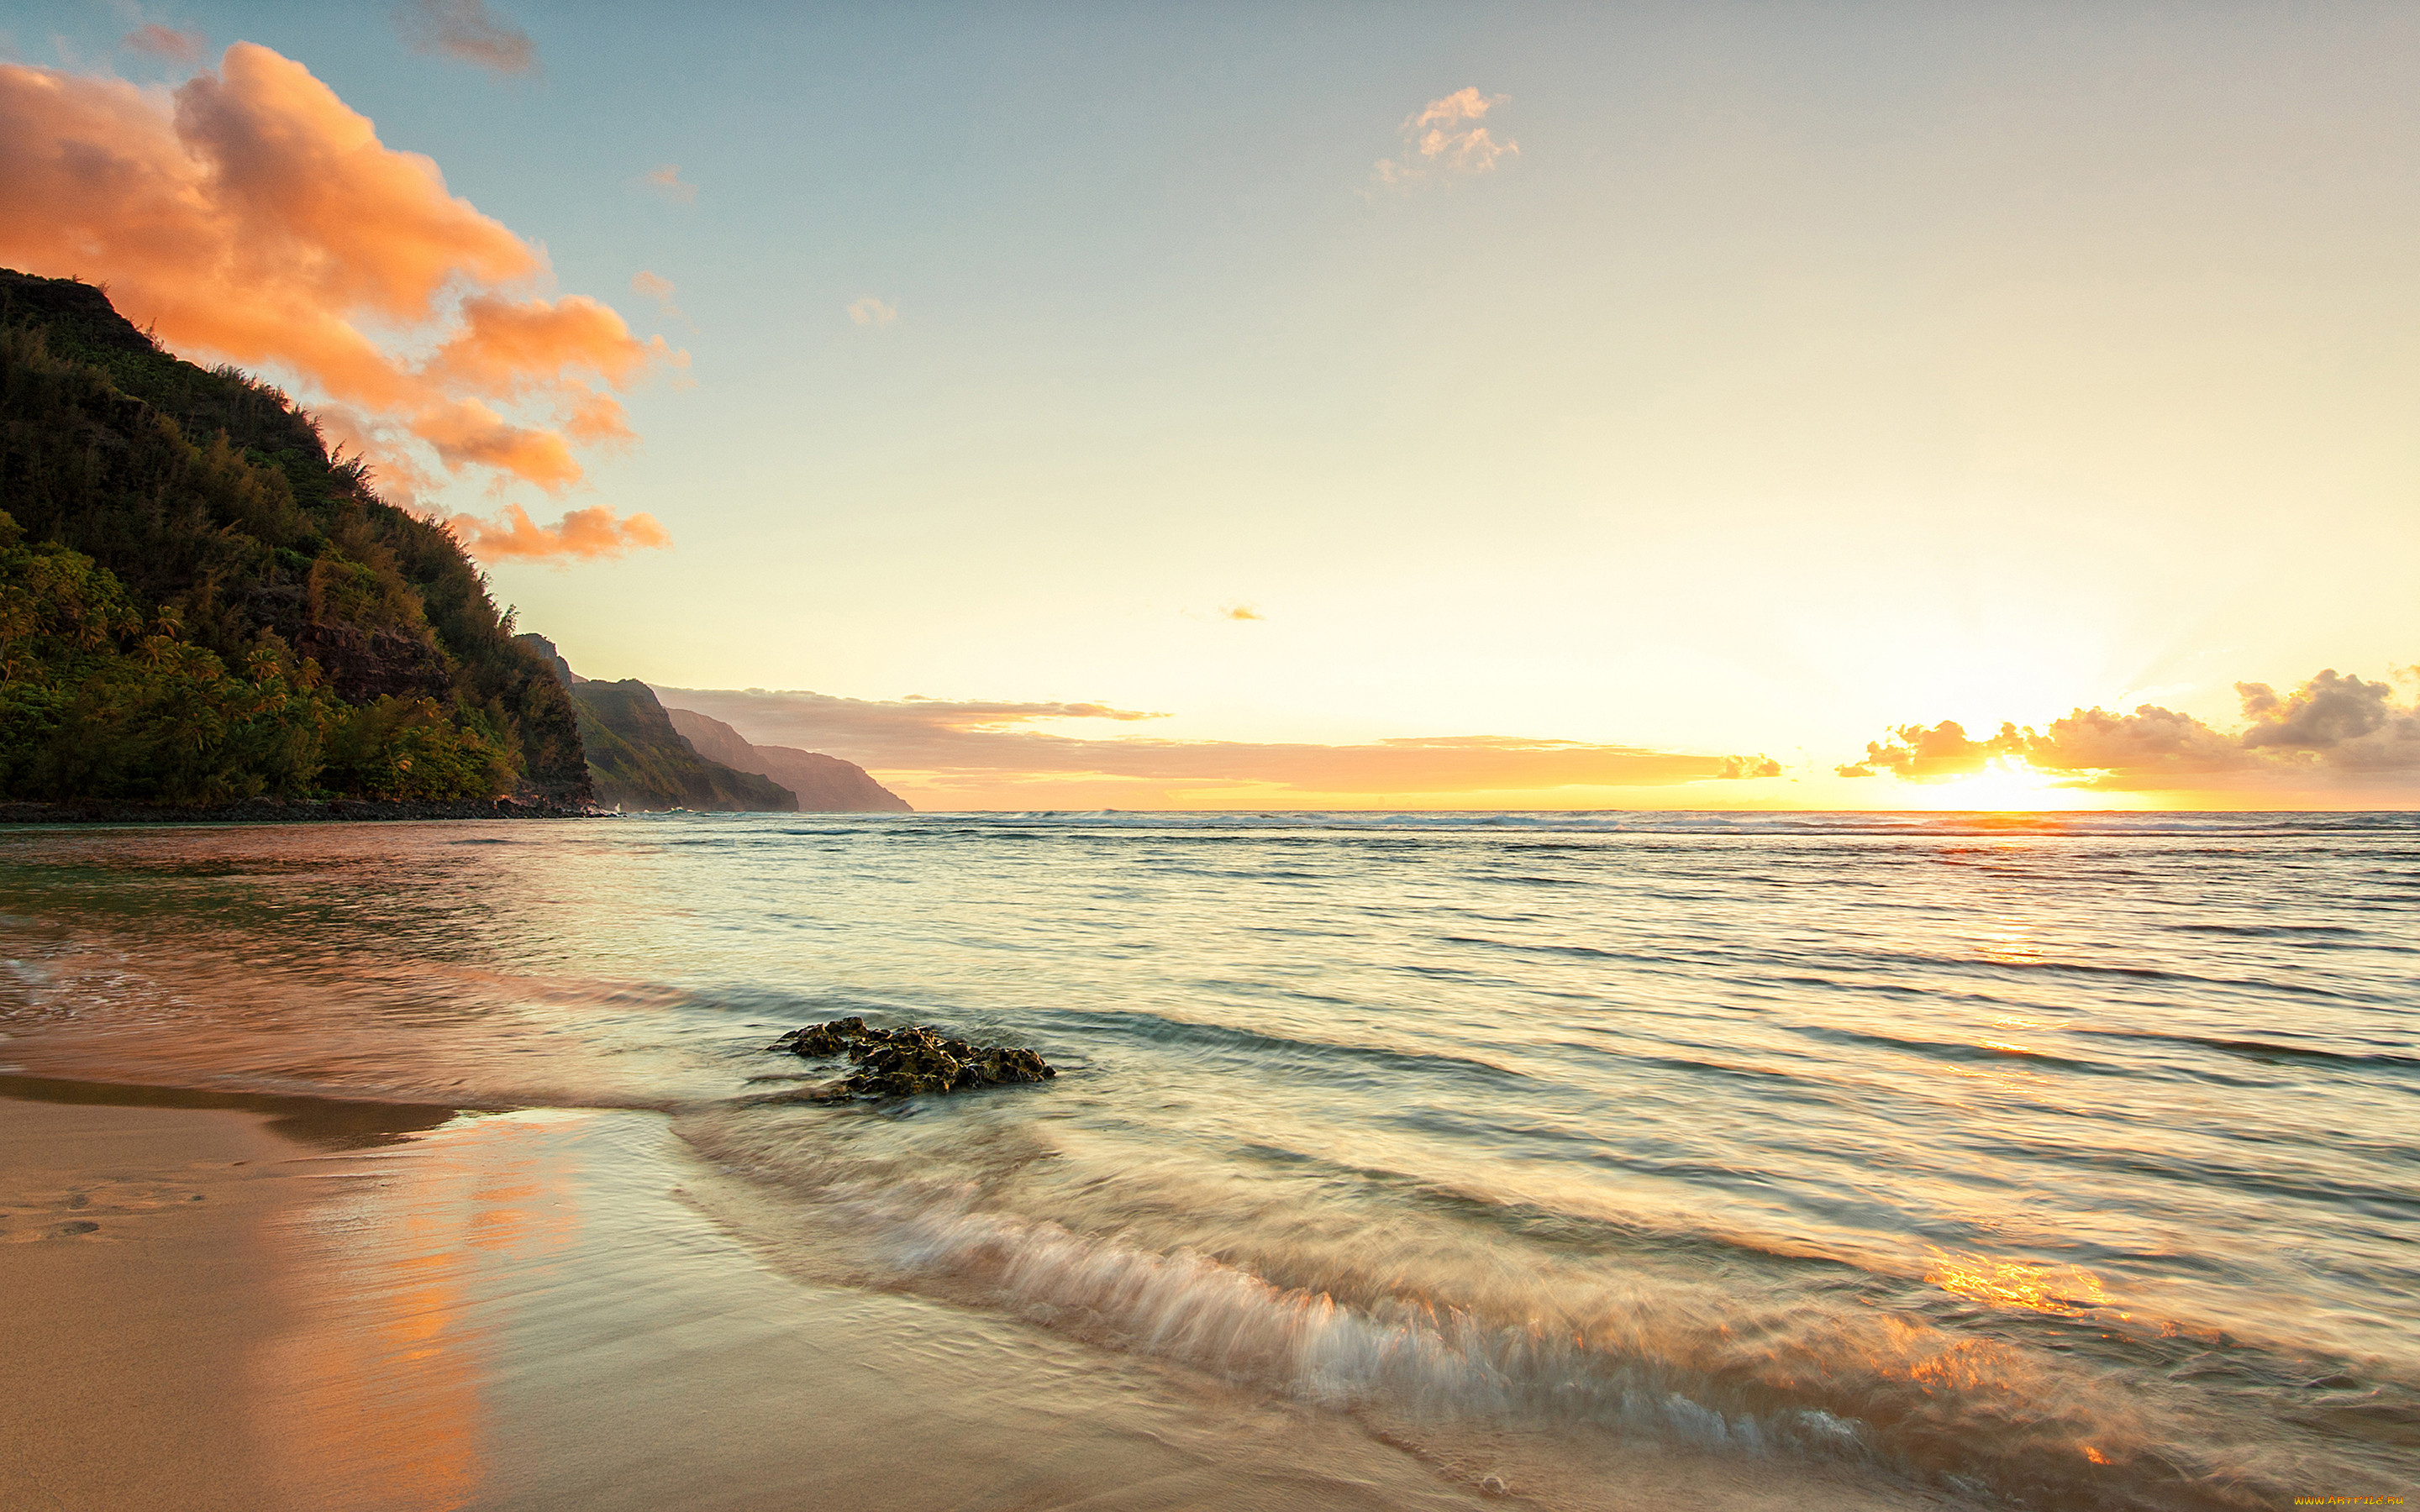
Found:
[0,269,587,805]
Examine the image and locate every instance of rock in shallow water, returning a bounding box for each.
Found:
[768,1017,1056,1100]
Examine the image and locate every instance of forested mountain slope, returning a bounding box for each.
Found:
[0,270,588,805]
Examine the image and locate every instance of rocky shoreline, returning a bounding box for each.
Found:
[0,797,610,825]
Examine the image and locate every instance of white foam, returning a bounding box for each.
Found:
[868,1194,1878,1462]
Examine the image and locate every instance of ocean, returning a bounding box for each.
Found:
[1,811,2412,1509]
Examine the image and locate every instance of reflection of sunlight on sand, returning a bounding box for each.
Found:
[257,1110,592,1511]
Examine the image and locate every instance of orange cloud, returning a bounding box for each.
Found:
[1218,604,1263,621]
[1843,665,2420,791]
[1375,87,1518,187]
[640,164,696,204]
[414,400,582,490]
[0,42,679,556]
[396,0,538,76]
[448,504,671,561]
[651,687,1785,807]
[630,269,683,321]
[845,295,897,327]
[557,389,637,446]
[426,293,667,399]
[123,24,207,66]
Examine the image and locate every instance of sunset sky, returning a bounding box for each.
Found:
[4,2,2417,807]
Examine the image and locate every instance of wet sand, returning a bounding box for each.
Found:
[0,1083,1512,1512]
[0,1079,1950,1512]
[0,1089,303,1511]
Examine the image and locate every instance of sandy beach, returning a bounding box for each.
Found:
[1,1074,1957,1512]
[0,1081,1518,1512]
[1,1087,306,1511]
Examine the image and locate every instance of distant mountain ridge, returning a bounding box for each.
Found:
[513,638,904,812]
[514,635,792,811]
[570,680,797,812]
[665,707,910,813]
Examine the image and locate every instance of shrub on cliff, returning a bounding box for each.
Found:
[0,511,331,801]
[0,270,588,804]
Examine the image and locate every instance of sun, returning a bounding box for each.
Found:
[1903,756,2099,811]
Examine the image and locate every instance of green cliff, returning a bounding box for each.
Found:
[515,636,795,812]
[0,270,588,806]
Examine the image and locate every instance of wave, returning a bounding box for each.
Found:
[1781,1022,2128,1076]
[677,1110,2351,1512]
[888,1203,1879,1449]
[1833,946,2369,1001]
[2066,1028,2420,1073]
[2165,922,2365,937]
[1035,1005,1532,1089]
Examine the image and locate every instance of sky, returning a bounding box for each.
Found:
[3,1,2417,808]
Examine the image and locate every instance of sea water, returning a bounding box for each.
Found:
[0,811,2412,1509]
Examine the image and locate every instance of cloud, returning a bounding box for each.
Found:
[1844,665,2420,791]
[1837,721,2007,781]
[650,687,1786,808]
[2024,704,2249,778]
[1374,87,1518,188]
[2237,669,2411,758]
[421,292,666,437]
[414,399,583,488]
[122,24,206,66]
[639,163,695,204]
[395,0,537,76]
[630,268,685,320]
[1218,604,1262,621]
[845,295,897,327]
[0,43,681,555]
[447,503,670,561]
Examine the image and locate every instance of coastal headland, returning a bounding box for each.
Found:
[0,271,903,822]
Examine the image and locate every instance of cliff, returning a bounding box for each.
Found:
[665,707,911,813]
[0,270,589,806]
[513,637,796,812]
[515,633,582,690]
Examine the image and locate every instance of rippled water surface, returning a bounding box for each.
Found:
[1,811,2413,1509]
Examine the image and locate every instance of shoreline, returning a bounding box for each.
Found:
[0,1074,1954,1512]
[0,1078,1506,1512]
[0,798,607,826]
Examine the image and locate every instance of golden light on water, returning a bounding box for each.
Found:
[1923,1247,2117,1318]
